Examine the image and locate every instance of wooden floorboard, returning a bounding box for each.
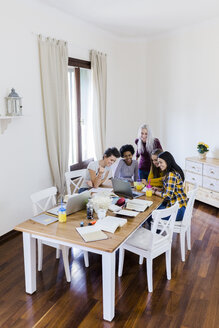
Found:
[0,201,218,328]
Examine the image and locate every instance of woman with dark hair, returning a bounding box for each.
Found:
[114,144,138,182]
[78,147,120,193]
[142,148,164,187]
[152,151,187,221]
[135,124,162,180]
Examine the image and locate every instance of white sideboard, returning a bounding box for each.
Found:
[185,157,219,208]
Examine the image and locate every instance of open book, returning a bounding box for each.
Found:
[126,199,153,212]
[95,216,127,233]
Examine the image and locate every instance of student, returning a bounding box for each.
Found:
[135,124,162,180]
[114,144,138,182]
[152,151,187,221]
[78,147,120,193]
[142,148,164,187]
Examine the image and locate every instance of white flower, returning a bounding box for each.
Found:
[91,193,112,213]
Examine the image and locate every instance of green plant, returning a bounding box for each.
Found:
[197,142,209,154]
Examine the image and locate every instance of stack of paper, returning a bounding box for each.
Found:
[95,216,127,233]
[126,199,153,212]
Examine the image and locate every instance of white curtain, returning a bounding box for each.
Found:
[90,50,107,159]
[38,36,69,196]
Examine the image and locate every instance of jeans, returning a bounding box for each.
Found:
[138,169,149,180]
[147,202,186,228]
[157,203,186,221]
[78,187,89,194]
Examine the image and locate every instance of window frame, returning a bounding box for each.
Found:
[68,57,93,170]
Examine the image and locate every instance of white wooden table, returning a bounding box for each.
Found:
[15,195,162,321]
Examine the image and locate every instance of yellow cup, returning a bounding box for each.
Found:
[58,207,67,223]
[58,213,66,223]
[136,183,144,191]
[146,189,152,197]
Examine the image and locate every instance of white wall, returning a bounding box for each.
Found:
[145,20,219,168]
[3,0,218,236]
[0,0,147,235]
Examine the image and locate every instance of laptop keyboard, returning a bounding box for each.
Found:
[132,192,142,197]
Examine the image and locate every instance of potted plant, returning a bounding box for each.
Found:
[197,142,209,159]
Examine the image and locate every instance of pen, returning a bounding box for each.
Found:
[88,220,96,226]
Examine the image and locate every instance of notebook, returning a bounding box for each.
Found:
[126,199,153,212]
[31,214,58,225]
[76,226,108,242]
[95,216,127,233]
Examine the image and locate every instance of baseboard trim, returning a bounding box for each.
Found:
[0,230,21,245]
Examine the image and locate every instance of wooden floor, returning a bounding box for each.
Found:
[0,201,218,328]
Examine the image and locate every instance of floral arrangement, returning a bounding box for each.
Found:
[197,142,209,154]
[91,193,112,213]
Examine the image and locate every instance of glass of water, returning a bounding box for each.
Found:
[97,209,106,220]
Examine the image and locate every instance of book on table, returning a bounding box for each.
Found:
[76,226,108,242]
[126,199,153,212]
[95,216,127,233]
[114,209,139,217]
[31,213,58,225]
[76,216,128,241]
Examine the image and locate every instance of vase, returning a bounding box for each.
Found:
[198,152,207,160]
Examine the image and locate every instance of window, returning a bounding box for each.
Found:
[68,58,95,170]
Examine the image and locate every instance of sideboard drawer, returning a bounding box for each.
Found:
[197,187,219,207]
[185,160,202,175]
[203,164,219,179]
[203,176,219,192]
[185,171,202,186]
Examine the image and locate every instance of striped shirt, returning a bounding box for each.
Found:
[161,171,187,208]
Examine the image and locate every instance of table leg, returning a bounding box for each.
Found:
[102,251,115,321]
[23,232,36,294]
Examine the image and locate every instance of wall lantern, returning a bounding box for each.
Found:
[6,88,23,116]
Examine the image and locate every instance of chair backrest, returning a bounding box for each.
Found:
[30,186,57,216]
[151,202,179,246]
[181,187,198,227]
[65,169,86,195]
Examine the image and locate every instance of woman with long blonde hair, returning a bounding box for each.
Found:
[135,124,162,180]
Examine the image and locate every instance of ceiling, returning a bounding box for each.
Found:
[39,0,219,38]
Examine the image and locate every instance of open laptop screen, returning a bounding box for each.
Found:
[111,178,143,199]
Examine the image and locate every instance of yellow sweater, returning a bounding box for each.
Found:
[148,168,164,187]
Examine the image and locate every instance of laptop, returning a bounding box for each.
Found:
[111,178,144,199]
[47,190,91,216]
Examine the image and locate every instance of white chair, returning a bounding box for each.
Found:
[65,169,86,195]
[118,202,179,292]
[65,169,90,267]
[172,188,198,261]
[30,186,71,282]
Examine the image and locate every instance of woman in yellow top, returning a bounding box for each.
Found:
[143,148,164,187]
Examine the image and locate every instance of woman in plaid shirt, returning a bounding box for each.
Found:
[152,151,187,221]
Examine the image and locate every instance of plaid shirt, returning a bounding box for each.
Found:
[161,171,187,208]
